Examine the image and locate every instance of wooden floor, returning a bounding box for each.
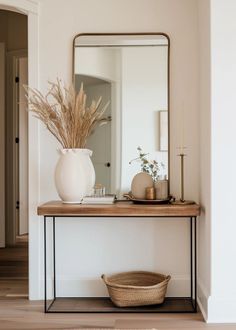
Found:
[0,235,28,300]
[0,238,236,329]
[0,236,28,279]
[1,298,236,329]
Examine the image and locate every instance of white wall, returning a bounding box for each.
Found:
[75,48,118,82]
[198,0,211,320]
[208,0,236,323]
[198,0,236,323]
[34,0,200,299]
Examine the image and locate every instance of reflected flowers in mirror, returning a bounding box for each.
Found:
[129,146,165,182]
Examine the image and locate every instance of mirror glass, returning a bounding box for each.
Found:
[73,34,169,197]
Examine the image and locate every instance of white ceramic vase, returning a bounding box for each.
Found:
[55,148,95,203]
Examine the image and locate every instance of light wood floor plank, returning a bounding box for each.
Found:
[0,298,236,329]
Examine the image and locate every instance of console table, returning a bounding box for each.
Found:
[38,201,200,313]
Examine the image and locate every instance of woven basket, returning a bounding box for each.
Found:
[101,271,171,307]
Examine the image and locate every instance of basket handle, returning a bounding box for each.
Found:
[101,274,113,286]
[101,274,107,283]
[166,275,171,282]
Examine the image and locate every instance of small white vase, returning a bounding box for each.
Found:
[55,148,95,203]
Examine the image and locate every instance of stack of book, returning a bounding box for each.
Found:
[81,194,116,205]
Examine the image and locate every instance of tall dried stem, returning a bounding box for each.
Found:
[24,80,109,148]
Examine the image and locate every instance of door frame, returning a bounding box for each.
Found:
[5,49,27,245]
[0,43,5,248]
[18,56,28,235]
[0,0,40,300]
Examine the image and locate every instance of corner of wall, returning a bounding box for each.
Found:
[197,278,209,322]
[198,280,236,323]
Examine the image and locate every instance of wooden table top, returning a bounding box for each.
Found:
[37,200,201,217]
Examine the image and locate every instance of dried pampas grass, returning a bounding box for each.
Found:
[25,80,109,148]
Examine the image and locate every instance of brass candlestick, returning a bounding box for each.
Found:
[172,151,194,205]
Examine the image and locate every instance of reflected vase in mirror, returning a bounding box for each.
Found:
[73,33,170,198]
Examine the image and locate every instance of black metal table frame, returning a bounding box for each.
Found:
[43,215,197,313]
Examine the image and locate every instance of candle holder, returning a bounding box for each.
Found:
[172,151,194,205]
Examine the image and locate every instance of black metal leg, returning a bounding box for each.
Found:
[190,216,197,312]
[45,217,57,312]
[44,216,47,313]
[53,216,56,299]
[190,217,193,302]
[194,216,197,312]
[44,216,56,312]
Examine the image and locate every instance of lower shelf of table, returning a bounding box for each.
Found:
[46,297,197,313]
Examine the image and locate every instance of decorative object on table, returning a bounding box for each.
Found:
[145,186,156,200]
[129,146,164,182]
[81,194,116,205]
[172,151,194,205]
[55,148,95,203]
[25,80,109,203]
[123,192,171,204]
[131,172,153,199]
[101,271,171,307]
[155,175,168,200]
[93,183,106,197]
[129,146,169,202]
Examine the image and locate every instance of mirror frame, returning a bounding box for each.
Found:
[72,32,170,195]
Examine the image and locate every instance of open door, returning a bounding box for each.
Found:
[0,43,5,247]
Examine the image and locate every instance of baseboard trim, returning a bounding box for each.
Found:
[197,297,207,322]
[197,279,209,322]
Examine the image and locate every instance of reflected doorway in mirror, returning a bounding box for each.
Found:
[74,75,112,194]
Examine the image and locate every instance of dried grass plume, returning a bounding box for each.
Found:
[25,80,109,148]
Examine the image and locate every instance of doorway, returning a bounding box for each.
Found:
[75,74,113,194]
[0,9,28,298]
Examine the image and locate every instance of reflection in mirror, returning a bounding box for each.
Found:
[73,34,169,197]
[75,75,112,193]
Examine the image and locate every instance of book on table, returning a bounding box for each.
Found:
[81,194,116,204]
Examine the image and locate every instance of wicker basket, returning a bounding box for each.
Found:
[101,271,171,307]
